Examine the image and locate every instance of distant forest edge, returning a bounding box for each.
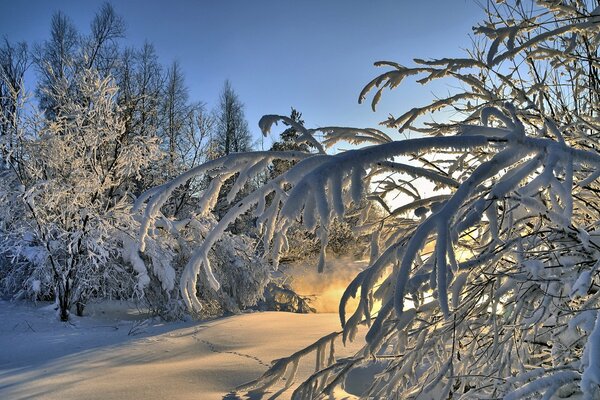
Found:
[0,3,364,321]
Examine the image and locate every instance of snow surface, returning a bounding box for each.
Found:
[0,300,365,399]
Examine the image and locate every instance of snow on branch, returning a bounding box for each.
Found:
[137,2,600,396]
[136,129,497,312]
[235,103,600,397]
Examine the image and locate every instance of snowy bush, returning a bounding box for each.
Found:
[134,213,270,318]
[137,0,600,398]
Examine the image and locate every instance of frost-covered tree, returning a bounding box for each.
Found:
[266,108,366,262]
[32,3,123,122]
[2,3,270,321]
[130,212,270,319]
[160,61,190,175]
[33,11,79,121]
[206,80,255,225]
[82,2,125,75]
[0,68,159,320]
[153,62,215,217]
[134,0,600,398]
[213,80,252,157]
[116,42,163,142]
[0,38,28,147]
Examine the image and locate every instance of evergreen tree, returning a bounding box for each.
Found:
[269,107,311,179]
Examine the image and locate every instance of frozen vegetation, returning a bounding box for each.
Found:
[3,0,600,399]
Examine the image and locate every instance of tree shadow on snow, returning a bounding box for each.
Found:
[223,390,275,400]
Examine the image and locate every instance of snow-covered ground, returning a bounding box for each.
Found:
[0,300,365,399]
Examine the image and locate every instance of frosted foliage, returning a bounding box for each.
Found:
[138,214,270,317]
[0,79,268,317]
[136,1,600,398]
[0,68,159,319]
[209,232,270,310]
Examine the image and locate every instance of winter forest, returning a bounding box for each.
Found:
[2,0,600,399]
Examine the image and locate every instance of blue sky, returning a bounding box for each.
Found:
[1,0,483,146]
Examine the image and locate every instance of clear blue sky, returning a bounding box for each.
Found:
[0,0,483,146]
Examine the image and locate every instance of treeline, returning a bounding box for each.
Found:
[0,3,366,321]
[0,3,263,320]
[1,4,254,204]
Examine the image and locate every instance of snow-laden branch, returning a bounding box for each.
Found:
[137,132,496,312]
[138,2,600,396]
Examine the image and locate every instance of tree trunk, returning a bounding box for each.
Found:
[57,279,71,321]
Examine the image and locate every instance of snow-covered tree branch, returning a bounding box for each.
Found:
[133,1,600,398]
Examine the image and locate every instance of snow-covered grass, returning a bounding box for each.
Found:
[0,300,365,399]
